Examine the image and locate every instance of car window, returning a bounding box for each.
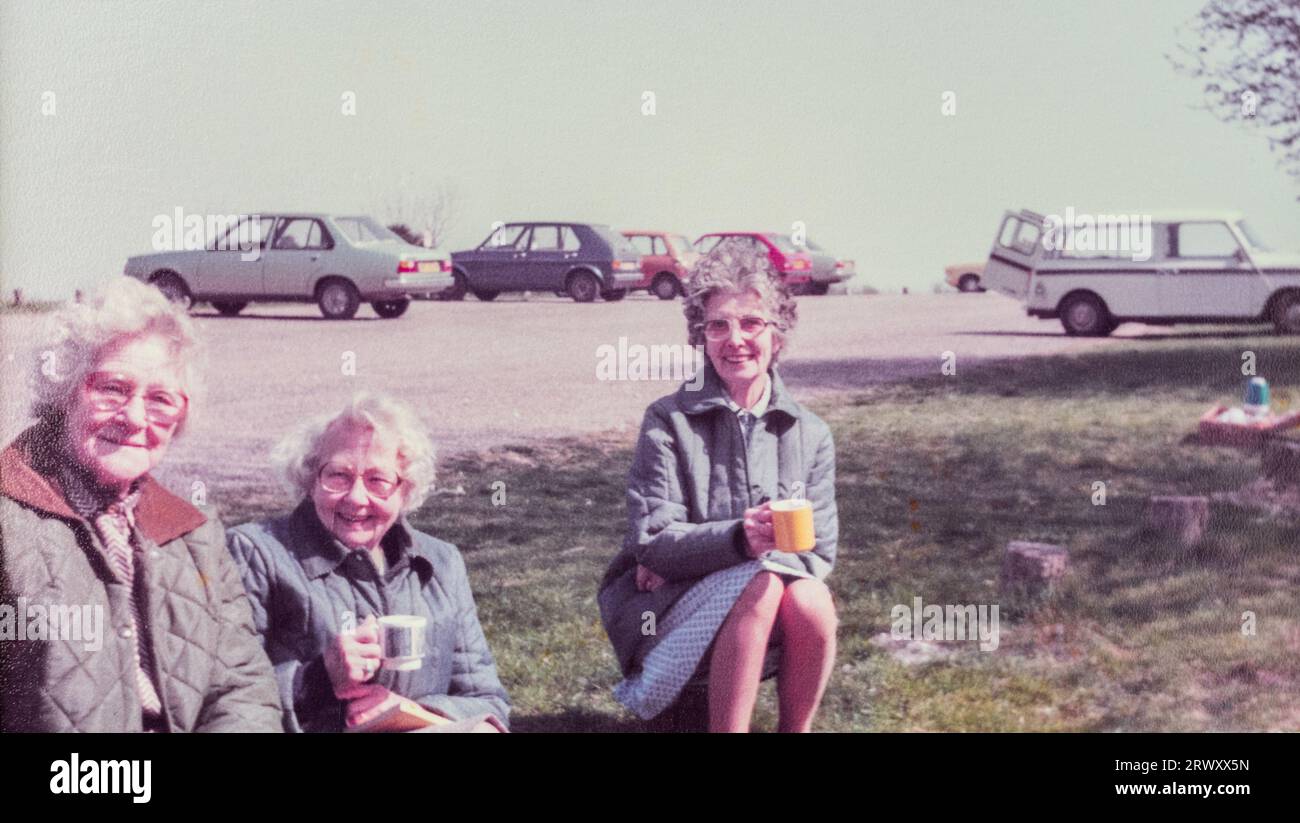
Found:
[1236,220,1272,253]
[671,235,692,255]
[213,215,274,251]
[695,236,721,254]
[998,216,1041,256]
[767,234,800,253]
[651,237,666,255]
[560,226,581,251]
[529,226,561,251]
[274,218,330,251]
[334,216,392,244]
[1174,222,1239,258]
[482,224,528,250]
[627,235,653,255]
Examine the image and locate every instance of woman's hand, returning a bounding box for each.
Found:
[742,502,776,557]
[635,563,666,592]
[344,684,404,728]
[323,615,382,700]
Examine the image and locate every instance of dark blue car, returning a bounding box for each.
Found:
[448,222,644,302]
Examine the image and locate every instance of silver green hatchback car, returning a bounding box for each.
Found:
[124,213,453,319]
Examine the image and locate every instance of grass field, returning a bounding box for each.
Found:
[226,328,1300,731]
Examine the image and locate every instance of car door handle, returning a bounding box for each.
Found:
[310,254,319,261]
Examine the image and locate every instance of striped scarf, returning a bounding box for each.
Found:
[59,467,166,726]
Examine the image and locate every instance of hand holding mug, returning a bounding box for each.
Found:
[742,501,776,557]
[324,615,381,699]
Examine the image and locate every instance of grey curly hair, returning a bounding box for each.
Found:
[30,276,202,437]
[270,392,437,513]
[682,236,798,363]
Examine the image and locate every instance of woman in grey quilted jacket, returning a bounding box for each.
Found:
[598,238,840,732]
[226,392,510,733]
[0,277,283,732]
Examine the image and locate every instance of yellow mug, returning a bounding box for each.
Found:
[771,499,815,553]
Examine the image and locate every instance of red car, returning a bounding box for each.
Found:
[621,230,699,300]
[693,232,815,288]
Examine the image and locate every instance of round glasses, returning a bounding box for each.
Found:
[317,464,403,500]
[695,315,775,342]
[83,373,187,425]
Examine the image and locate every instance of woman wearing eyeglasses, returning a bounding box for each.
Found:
[0,277,282,732]
[225,392,510,733]
[598,237,840,732]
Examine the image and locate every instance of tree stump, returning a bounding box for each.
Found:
[1262,441,1300,487]
[1000,541,1069,596]
[1145,496,1210,549]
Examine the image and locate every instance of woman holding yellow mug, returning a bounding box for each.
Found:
[598,237,840,733]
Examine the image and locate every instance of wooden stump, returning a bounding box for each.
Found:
[1145,496,1210,549]
[1001,541,1069,596]
[1262,441,1300,487]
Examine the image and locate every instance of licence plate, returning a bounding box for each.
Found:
[418,261,441,273]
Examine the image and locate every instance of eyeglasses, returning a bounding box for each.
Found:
[83,373,187,425]
[317,464,404,500]
[695,315,775,342]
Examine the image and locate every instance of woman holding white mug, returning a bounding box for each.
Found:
[227,392,509,733]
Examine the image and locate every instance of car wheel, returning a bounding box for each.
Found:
[212,301,247,317]
[472,289,499,302]
[808,282,830,296]
[151,273,192,310]
[439,272,468,301]
[1059,293,1113,336]
[1272,293,1300,335]
[316,279,361,320]
[958,274,982,293]
[602,289,627,302]
[651,274,680,300]
[568,272,599,303]
[372,298,410,319]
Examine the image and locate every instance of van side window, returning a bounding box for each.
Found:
[998,217,1040,256]
[1173,223,1238,258]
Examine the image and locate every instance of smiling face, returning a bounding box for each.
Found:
[62,333,186,493]
[310,420,410,551]
[703,290,781,395]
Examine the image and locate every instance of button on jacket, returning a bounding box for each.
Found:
[226,500,510,732]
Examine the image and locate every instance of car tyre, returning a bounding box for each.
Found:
[212,301,247,317]
[1059,293,1113,337]
[372,298,410,319]
[439,272,468,301]
[1273,292,1300,335]
[472,289,499,302]
[808,282,830,296]
[568,272,599,303]
[317,279,361,320]
[151,272,193,310]
[651,274,680,300]
[602,289,627,302]
[958,274,982,293]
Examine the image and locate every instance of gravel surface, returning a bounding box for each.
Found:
[0,291,1155,506]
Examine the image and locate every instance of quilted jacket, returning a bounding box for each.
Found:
[598,363,839,675]
[0,425,284,732]
[226,500,511,732]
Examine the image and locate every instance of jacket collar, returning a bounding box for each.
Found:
[290,498,432,582]
[0,424,207,545]
[677,360,802,420]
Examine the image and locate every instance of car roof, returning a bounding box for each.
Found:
[622,229,684,235]
[1144,210,1246,224]
[501,221,609,228]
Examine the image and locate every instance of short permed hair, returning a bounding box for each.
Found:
[682,236,798,363]
[270,391,437,513]
[30,276,201,437]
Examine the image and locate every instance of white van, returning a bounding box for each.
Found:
[982,209,1300,336]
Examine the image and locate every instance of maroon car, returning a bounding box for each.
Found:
[693,232,816,289]
[621,230,699,300]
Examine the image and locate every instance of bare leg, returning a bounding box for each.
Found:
[708,572,784,732]
[775,578,838,733]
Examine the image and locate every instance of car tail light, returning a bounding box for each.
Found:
[397,259,418,274]
[786,258,810,271]
[614,259,639,271]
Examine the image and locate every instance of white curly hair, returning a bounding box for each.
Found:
[270,392,437,513]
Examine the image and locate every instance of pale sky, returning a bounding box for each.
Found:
[2,0,1297,299]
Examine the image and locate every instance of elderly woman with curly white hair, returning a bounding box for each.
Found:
[226,392,510,733]
[0,277,282,732]
[599,237,840,732]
